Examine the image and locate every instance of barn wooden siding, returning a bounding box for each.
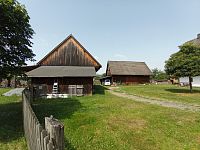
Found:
[112,75,150,84]
[38,38,100,71]
[31,77,93,95]
[23,90,64,150]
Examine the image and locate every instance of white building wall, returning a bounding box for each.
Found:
[193,76,200,87]
[179,76,200,87]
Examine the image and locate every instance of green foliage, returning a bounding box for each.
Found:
[0,88,27,149]
[33,85,200,149]
[0,0,35,80]
[165,43,200,77]
[101,73,106,77]
[120,84,200,104]
[152,68,168,80]
[165,43,200,92]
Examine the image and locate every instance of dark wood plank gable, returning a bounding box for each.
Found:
[37,35,101,71]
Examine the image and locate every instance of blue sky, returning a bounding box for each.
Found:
[18,0,200,74]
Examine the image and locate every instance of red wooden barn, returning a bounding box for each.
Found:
[26,34,101,96]
[106,61,152,84]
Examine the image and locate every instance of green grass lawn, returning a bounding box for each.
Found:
[118,84,200,105]
[0,88,27,150]
[33,85,200,150]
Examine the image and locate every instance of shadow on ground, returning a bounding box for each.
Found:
[165,88,200,94]
[93,85,108,95]
[0,101,24,143]
[33,98,82,122]
[32,85,109,150]
[33,98,82,150]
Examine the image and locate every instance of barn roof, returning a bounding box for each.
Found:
[107,61,152,76]
[185,34,200,47]
[37,34,102,71]
[26,66,96,77]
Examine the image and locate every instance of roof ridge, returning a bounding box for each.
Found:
[108,61,145,63]
[37,34,102,69]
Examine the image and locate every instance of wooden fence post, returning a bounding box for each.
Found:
[45,116,64,150]
[23,90,65,150]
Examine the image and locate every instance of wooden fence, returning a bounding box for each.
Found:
[23,90,64,150]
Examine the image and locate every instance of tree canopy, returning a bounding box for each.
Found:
[165,43,200,92]
[151,68,168,81]
[0,0,35,85]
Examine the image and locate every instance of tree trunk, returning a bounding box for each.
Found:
[7,78,11,87]
[189,76,193,93]
[14,75,17,88]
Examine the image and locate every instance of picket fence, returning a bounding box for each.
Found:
[22,90,64,150]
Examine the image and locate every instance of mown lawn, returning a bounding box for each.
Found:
[0,88,27,150]
[33,85,200,150]
[118,84,200,105]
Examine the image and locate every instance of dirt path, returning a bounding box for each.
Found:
[3,88,24,96]
[108,87,200,111]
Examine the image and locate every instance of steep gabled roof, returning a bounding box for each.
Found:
[184,34,200,47]
[26,66,96,77]
[106,61,152,76]
[37,34,102,71]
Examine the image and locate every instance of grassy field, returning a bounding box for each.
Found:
[33,85,200,150]
[0,88,27,150]
[118,84,200,105]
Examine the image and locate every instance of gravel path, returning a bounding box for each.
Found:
[108,88,200,111]
[3,88,25,96]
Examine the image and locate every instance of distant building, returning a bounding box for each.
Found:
[185,33,200,46]
[179,33,200,87]
[179,76,200,87]
[106,61,152,85]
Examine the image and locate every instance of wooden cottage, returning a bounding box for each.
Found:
[106,61,152,84]
[26,34,101,96]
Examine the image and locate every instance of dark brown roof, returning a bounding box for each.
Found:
[21,65,39,72]
[185,34,200,47]
[37,34,102,70]
[107,61,152,76]
[26,66,96,77]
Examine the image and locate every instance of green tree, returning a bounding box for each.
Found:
[165,43,200,92]
[102,73,107,77]
[0,0,35,86]
[152,68,168,81]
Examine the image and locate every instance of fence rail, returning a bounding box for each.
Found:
[23,89,64,150]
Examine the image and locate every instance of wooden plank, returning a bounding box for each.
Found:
[45,116,64,150]
[23,90,65,150]
[47,139,54,150]
[41,130,47,150]
[44,135,50,150]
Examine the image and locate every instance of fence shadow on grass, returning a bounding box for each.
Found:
[0,101,24,143]
[33,98,82,150]
[33,98,82,123]
[93,85,108,95]
[165,88,200,94]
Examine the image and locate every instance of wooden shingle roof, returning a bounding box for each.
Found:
[107,61,152,76]
[185,34,200,47]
